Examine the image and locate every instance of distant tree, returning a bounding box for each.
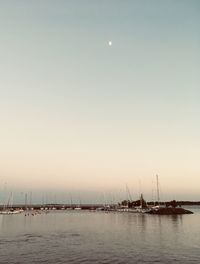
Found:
[171,200,177,208]
[166,202,170,208]
[120,194,148,208]
[132,200,140,207]
[121,200,128,206]
[128,201,134,208]
[165,200,178,208]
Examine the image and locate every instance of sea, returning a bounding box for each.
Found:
[0,207,200,264]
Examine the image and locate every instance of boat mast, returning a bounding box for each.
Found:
[126,184,132,202]
[25,193,28,211]
[140,193,143,208]
[156,175,160,206]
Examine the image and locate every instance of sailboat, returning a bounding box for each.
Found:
[0,192,21,214]
[74,196,82,210]
[147,175,193,214]
[135,193,150,213]
[150,175,160,211]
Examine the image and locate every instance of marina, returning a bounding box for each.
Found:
[0,1,199,263]
[0,200,194,215]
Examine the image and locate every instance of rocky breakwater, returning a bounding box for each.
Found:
[147,207,193,215]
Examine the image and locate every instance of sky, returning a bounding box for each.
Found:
[0,0,200,203]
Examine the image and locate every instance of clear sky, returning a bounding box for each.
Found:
[0,0,200,203]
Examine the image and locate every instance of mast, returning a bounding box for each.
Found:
[29,191,32,209]
[140,193,143,208]
[156,174,160,205]
[126,184,132,202]
[25,193,28,211]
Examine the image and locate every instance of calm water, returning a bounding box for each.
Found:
[0,207,200,263]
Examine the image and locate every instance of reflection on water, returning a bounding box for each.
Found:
[0,210,200,263]
[0,215,3,232]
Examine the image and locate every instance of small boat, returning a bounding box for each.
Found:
[74,207,82,210]
[0,209,21,215]
[135,194,150,213]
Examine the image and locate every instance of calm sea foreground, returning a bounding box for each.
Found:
[0,207,200,264]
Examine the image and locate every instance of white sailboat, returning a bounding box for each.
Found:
[151,175,161,211]
[135,193,150,213]
[0,192,21,214]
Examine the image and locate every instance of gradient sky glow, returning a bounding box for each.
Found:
[0,0,200,203]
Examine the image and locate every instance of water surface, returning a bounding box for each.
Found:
[0,207,200,263]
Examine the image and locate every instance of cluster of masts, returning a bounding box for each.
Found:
[0,175,161,215]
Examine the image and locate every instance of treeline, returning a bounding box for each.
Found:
[119,199,200,208]
[173,201,200,205]
[148,201,200,206]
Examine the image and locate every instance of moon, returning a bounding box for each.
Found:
[108,41,112,46]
